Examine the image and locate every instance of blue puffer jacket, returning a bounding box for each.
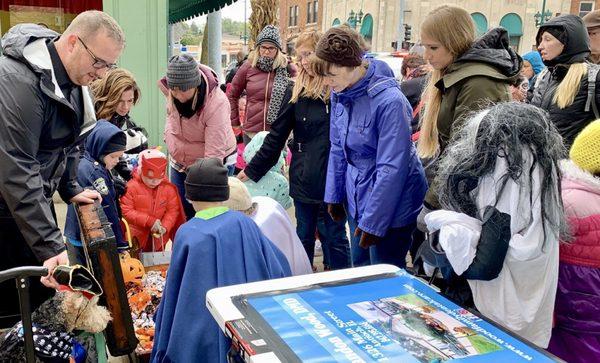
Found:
[324,60,427,236]
[64,121,126,248]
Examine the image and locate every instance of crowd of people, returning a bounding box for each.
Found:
[0,4,600,362]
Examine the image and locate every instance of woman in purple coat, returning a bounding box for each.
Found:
[312,26,427,267]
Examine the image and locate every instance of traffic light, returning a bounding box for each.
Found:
[404,24,412,42]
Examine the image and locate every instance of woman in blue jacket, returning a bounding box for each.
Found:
[312,26,427,267]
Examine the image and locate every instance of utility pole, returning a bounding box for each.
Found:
[396,0,405,51]
[207,10,223,82]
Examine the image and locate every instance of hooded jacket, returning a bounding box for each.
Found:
[425,27,521,208]
[120,172,186,252]
[0,24,96,261]
[325,59,427,237]
[227,60,297,133]
[64,121,127,248]
[529,15,598,148]
[523,51,545,76]
[548,160,600,362]
[158,64,236,170]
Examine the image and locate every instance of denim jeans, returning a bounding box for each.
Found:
[294,200,351,270]
[347,214,415,268]
[170,167,195,220]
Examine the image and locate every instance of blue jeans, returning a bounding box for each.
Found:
[294,200,351,270]
[347,214,415,268]
[170,167,195,220]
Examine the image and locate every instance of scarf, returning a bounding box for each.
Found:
[173,81,207,119]
[256,56,290,126]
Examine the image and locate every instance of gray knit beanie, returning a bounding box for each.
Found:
[256,25,282,50]
[167,54,201,91]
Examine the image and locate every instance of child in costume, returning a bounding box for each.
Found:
[120,149,186,252]
[65,121,128,264]
[151,158,291,363]
[225,177,312,275]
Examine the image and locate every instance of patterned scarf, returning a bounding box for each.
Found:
[256,56,290,125]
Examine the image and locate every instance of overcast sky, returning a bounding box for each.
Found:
[187,0,253,25]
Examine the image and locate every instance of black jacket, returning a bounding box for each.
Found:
[529,15,598,147]
[0,24,96,261]
[244,85,330,204]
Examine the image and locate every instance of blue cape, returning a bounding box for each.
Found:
[151,210,292,363]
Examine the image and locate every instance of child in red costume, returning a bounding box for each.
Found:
[121,149,186,252]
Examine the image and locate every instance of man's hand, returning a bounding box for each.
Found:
[237,170,249,182]
[40,250,68,288]
[70,189,101,204]
[354,227,382,249]
[327,203,346,222]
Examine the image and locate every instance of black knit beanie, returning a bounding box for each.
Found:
[185,158,229,202]
[101,131,127,157]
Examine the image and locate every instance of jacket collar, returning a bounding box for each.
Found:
[22,38,96,136]
[439,62,509,89]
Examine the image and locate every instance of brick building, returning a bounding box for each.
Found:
[570,0,599,16]
[278,0,323,54]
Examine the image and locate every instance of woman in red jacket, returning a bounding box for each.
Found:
[120,149,186,252]
[228,25,296,144]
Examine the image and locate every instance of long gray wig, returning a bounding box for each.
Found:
[435,102,568,239]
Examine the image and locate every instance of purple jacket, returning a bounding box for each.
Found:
[324,60,427,236]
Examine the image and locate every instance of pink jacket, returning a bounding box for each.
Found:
[560,160,600,267]
[158,65,236,169]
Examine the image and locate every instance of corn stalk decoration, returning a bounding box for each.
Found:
[249,0,279,49]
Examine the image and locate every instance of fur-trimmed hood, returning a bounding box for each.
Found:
[561,159,600,195]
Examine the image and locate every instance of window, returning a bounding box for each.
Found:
[580,2,594,17]
[289,5,298,26]
[307,1,318,23]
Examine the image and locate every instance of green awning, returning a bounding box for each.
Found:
[332,18,341,27]
[500,13,523,37]
[169,0,235,24]
[471,12,488,37]
[360,14,373,40]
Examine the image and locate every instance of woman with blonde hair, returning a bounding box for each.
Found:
[416,4,520,221]
[228,25,296,144]
[530,14,598,148]
[238,29,351,270]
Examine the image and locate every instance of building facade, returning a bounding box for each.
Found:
[322,0,399,52]
[570,0,599,17]
[279,0,323,54]
[321,0,580,54]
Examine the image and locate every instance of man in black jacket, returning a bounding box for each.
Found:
[0,11,124,327]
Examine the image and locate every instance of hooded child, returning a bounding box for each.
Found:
[120,149,186,252]
[64,121,128,264]
[225,177,313,275]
